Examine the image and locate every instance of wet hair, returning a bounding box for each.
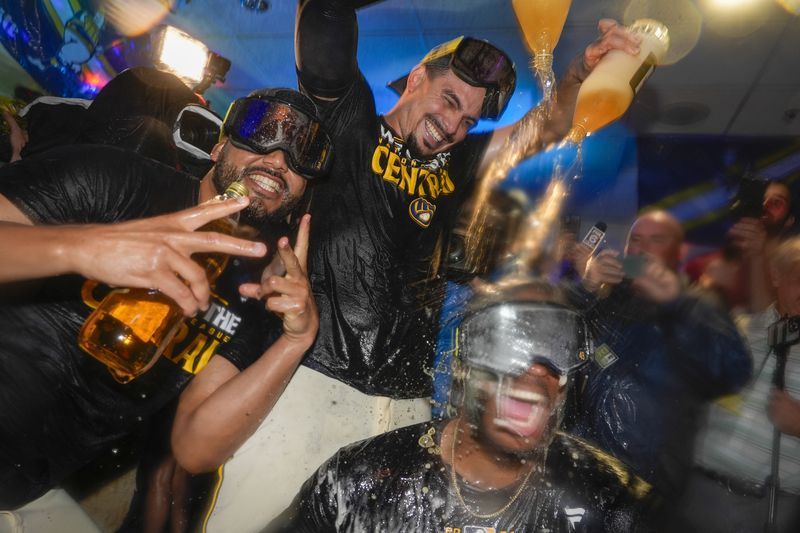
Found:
[466,277,565,314]
[245,87,323,125]
[423,56,452,81]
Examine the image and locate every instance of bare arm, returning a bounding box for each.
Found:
[172,215,318,473]
[479,20,642,175]
[0,194,266,315]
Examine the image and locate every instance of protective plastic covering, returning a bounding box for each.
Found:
[274,420,655,532]
[459,301,592,377]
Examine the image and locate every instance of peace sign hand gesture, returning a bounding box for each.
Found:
[239,214,318,346]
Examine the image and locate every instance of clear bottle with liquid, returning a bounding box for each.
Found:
[512,0,573,109]
[78,181,250,383]
[567,19,670,143]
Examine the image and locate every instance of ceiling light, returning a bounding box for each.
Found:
[151,25,230,94]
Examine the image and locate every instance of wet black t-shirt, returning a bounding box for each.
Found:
[304,74,491,398]
[278,421,654,532]
[0,145,271,507]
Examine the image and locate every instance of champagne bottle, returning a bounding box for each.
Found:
[512,0,573,110]
[512,0,572,64]
[78,181,250,383]
[567,19,670,143]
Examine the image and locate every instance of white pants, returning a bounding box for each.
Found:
[202,365,431,533]
[0,489,100,533]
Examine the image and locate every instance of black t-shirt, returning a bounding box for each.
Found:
[277,420,654,532]
[304,73,491,398]
[0,145,271,507]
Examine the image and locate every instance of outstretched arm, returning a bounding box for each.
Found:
[0,194,266,315]
[295,0,383,100]
[479,20,642,173]
[172,214,318,473]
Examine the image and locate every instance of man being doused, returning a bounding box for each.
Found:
[270,280,654,532]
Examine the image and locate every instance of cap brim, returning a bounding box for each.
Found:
[387,74,409,96]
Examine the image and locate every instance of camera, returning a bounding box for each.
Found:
[768,315,800,349]
[730,174,767,220]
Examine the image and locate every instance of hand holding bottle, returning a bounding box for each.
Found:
[70,197,266,316]
[240,213,318,346]
[582,19,642,71]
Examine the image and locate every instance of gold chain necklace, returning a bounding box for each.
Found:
[448,419,538,519]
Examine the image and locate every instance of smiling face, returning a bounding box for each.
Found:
[400,64,485,158]
[475,363,564,456]
[210,141,306,227]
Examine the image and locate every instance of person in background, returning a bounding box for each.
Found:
[676,236,800,533]
[565,210,752,517]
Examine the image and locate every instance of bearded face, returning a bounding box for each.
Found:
[211,143,304,229]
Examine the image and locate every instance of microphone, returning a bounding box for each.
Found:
[579,221,607,254]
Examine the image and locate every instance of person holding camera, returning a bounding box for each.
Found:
[564,210,752,512]
[268,280,655,533]
[676,236,800,533]
[728,179,796,312]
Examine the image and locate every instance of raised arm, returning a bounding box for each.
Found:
[172,214,318,473]
[0,194,266,315]
[479,20,642,173]
[295,0,383,99]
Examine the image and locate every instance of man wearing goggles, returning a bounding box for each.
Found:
[272,281,654,532]
[0,86,325,530]
[204,1,643,529]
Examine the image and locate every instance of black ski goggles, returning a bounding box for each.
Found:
[222,96,333,179]
[458,302,592,377]
[389,36,516,120]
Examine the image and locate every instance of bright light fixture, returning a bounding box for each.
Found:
[152,26,210,88]
[709,0,762,7]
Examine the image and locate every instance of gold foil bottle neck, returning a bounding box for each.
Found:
[224,181,250,199]
[629,18,670,53]
[533,52,554,72]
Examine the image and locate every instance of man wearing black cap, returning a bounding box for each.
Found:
[0,88,327,531]
[270,280,654,532]
[204,2,645,530]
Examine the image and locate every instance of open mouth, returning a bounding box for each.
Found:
[424,117,446,145]
[246,171,285,198]
[493,388,550,439]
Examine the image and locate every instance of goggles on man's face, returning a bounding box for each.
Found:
[222,96,333,179]
[389,36,516,120]
[458,302,592,377]
[174,104,222,160]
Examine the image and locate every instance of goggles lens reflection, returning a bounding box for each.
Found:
[223,97,333,179]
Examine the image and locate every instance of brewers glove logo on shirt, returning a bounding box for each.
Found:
[372,122,456,226]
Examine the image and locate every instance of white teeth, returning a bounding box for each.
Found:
[506,389,546,404]
[250,174,282,194]
[425,119,443,143]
